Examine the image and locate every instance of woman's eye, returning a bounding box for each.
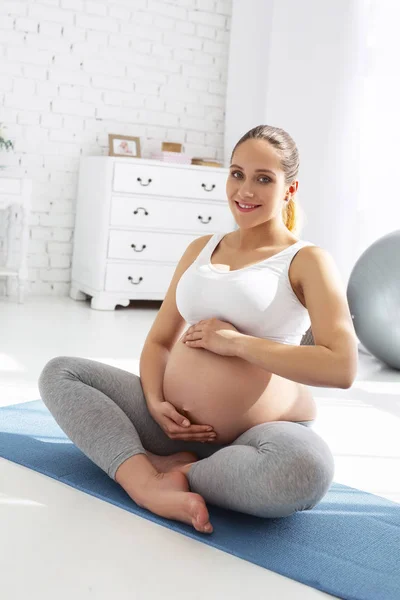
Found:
[230,171,270,183]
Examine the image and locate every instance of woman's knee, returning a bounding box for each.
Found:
[255,454,335,518]
[38,356,77,404]
[39,355,73,382]
[292,442,335,512]
[256,426,335,518]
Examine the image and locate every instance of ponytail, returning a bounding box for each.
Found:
[282,198,297,233]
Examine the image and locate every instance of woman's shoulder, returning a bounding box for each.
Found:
[189,233,216,252]
[290,243,335,285]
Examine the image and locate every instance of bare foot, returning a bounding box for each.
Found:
[146,451,198,473]
[133,470,213,534]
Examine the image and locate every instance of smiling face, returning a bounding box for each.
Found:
[226,138,298,230]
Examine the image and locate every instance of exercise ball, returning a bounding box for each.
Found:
[347,230,400,370]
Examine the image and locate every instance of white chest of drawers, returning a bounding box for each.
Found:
[70,156,234,310]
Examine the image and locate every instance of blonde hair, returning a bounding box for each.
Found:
[230,124,303,235]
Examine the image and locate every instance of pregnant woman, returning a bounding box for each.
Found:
[38,124,358,534]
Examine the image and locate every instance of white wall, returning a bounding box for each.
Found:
[0,0,231,296]
[225,0,369,285]
[356,0,400,258]
[223,0,272,162]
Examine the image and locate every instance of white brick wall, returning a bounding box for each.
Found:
[0,0,231,296]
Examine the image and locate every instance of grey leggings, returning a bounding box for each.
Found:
[38,356,335,518]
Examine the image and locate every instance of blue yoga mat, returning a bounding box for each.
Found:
[1,400,399,600]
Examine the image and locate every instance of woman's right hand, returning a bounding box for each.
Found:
[148,400,216,442]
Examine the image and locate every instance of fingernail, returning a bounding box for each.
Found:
[183,420,190,427]
[207,427,213,431]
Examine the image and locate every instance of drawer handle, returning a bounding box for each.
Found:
[133,207,149,215]
[128,276,143,285]
[198,215,212,224]
[137,177,152,186]
[130,244,147,252]
[201,183,216,192]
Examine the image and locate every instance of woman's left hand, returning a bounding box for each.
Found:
[182,318,243,357]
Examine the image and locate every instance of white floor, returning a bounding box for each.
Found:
[1,295,399,600]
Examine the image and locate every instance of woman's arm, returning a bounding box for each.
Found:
[232,246,358,388]
[139,341,171,406]
[139,235,213,405]
[233,336,354,388]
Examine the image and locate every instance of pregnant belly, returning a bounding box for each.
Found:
[162,335,316,444]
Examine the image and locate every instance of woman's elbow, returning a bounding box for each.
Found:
[337,355,358,389]
[339,375,356,389]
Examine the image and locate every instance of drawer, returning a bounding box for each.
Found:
[0,178,21,195]
[108,230,200,261]
[109,195,233,232]
[105,263,175,294]
[112,162,228,201]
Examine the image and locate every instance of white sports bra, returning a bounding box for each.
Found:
[175,231,315,346]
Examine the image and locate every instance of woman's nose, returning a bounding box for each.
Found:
[239,188,254,199]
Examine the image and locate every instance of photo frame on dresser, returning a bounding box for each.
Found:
[108,134,141,158]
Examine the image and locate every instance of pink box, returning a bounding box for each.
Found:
[150,151,192,165]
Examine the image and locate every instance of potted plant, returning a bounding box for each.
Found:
[0,122,14,169]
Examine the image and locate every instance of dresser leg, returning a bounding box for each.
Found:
[70,285,87,301]
[18,279,25,304]
[90,293,130,311]
[6,277,14,298]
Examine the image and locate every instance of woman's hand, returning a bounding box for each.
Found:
[148,399,216,442]
[182,318,243,357]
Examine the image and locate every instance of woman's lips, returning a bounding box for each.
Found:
[235,201,261,213]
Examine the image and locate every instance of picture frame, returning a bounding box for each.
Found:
[108,134,141,158]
